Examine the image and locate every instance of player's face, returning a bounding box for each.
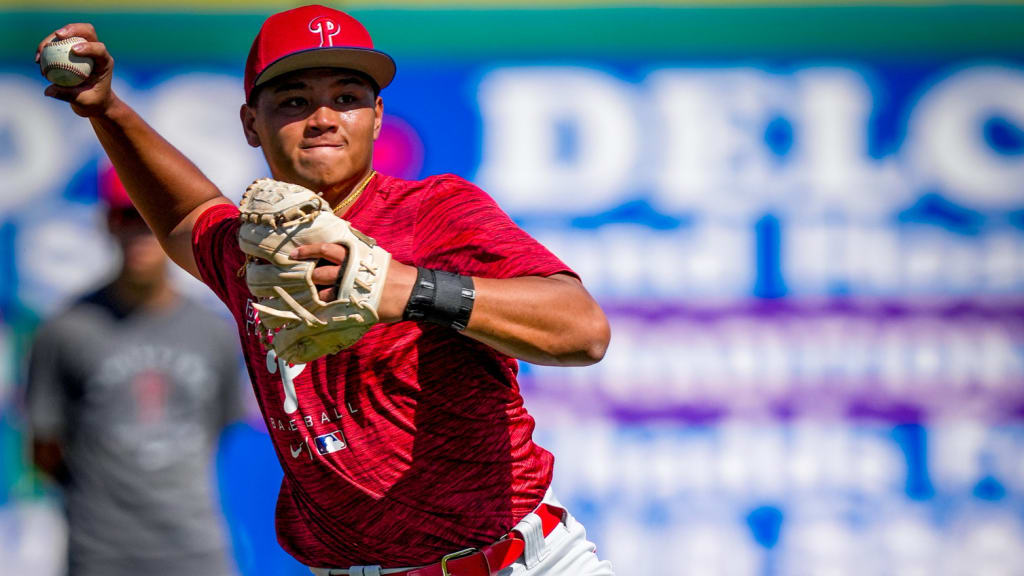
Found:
[241,68,382,199]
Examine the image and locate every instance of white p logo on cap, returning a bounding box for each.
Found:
[308,16,340,47]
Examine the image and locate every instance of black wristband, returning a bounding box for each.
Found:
[402,267,475,331]
[403,267,436,322]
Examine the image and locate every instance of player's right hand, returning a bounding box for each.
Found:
[36,23,116,118]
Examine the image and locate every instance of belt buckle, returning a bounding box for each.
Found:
[440,547,478,576]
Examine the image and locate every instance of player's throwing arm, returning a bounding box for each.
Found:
[36,23,232,278]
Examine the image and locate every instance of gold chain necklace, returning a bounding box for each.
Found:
[332,170,377,216]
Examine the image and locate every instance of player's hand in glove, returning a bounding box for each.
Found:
[238,178,392,364]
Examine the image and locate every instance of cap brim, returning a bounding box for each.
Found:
[253,47,396,96]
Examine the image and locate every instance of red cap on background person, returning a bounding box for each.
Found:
[98,163,167,283]
[98,163,152,234]
[244,4,396,103]
[99,163,134,211]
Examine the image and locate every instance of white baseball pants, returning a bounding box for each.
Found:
[496,490,615,576]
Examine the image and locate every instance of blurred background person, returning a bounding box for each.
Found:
[24,164,243,576]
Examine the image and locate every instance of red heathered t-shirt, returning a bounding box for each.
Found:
[192,173,574,568]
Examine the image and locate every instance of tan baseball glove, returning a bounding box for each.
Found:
[237,178,392,364]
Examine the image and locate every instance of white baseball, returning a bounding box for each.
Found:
[39,36,93,87]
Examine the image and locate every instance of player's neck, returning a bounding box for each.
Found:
[322,167,376,215]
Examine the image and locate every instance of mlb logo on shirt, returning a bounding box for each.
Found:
[314,431,347,455]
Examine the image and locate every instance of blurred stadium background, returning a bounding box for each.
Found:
[2,1,1023,574]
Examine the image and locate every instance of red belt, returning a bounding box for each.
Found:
[319,503,565,576]
[411,503,564,576]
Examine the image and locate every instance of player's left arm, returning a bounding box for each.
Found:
[384,263,608,366]
[442,272,610,366]
[290,248,609,367]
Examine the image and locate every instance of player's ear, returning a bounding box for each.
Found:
[240,103,261,148]
[372,96,383,140]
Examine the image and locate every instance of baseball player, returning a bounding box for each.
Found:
[38,5,614,576]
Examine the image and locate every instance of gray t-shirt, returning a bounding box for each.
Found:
[26,285,243,576]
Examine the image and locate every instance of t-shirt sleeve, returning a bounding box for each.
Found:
[411,175,576,279]
[191,203,245,306]
[25,323,67,440]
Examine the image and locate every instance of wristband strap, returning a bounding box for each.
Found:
[403,267,475,331]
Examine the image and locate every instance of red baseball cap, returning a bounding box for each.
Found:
[244,5,396,103]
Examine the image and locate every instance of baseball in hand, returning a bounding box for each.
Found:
[39,36,93,87]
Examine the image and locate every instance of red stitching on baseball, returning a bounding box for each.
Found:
[49,37,83,46]
[44,62,89,79]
